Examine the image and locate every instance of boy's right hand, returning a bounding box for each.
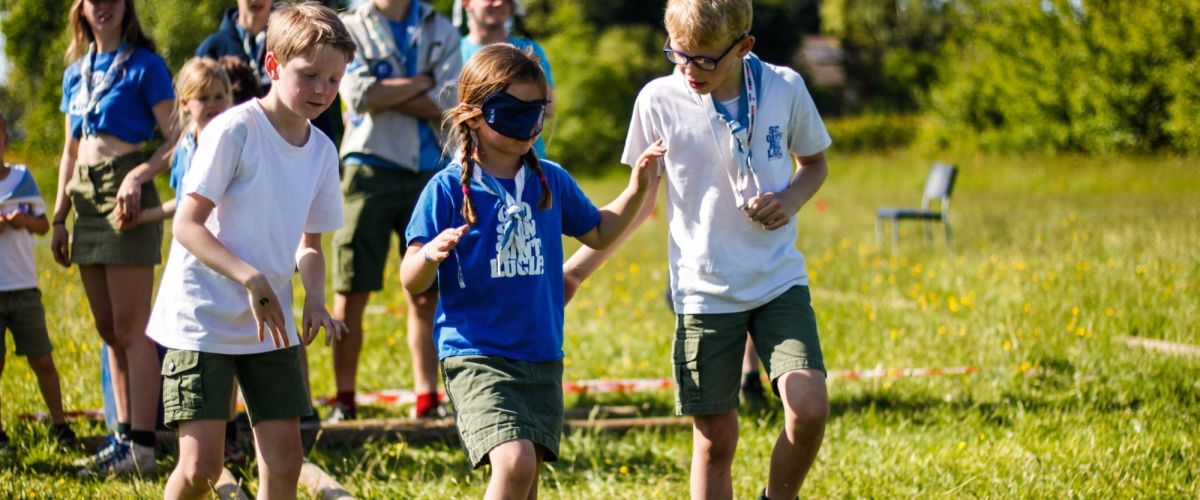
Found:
[51,225,71,268]
[245,273,289,348]
[421,224,469,263]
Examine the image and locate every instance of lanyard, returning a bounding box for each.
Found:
[471,163,530,260]
[705,57,760,209]
[238,25,269,87]
[72,43,133,136]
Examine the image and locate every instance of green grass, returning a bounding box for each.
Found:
[2,151,1198,498]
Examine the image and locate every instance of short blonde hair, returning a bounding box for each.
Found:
[174,58,233,129]
[266,2,356,64]
[664,0,752,47]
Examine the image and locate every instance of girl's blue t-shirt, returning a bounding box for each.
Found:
[169,130,197,203]
[60,46,175,144]
[405,159,601,362]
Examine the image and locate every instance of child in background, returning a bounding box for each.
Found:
[0,113,77,454]
[148,4,353,498]
[400,44,665,498]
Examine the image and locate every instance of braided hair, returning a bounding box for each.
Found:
[443,43,552,226]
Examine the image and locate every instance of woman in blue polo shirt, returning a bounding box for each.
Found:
[50,0,177,476]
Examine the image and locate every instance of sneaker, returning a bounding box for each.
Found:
[324,401,357,423]
[223,438,247,466]
[411,401,446,419]
[299,411,322,432]
[50,423,78,448]
[76,435,156,477]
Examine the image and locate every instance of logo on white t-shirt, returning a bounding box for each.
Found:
[489,200,545,278]
[767,125,784,160]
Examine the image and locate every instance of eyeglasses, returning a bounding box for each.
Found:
[662,33,748,72]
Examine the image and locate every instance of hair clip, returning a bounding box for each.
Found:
[462,186,471,195]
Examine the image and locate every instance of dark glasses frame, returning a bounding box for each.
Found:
[662,33,749,72]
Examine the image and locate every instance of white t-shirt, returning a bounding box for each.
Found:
[0,165,46,292]
[623,58,831,314]
[148,100,343,354]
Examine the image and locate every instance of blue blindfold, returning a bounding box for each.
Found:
[482,91,548,141]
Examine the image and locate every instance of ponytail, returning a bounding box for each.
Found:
[457,124,480,226]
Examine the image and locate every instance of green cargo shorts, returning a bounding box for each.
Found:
[441,355,564,468]
[673,286,826,415]
[161,347,312,427]
[66,152,163,266]
[0,288,53,358]
[333,163,436,293]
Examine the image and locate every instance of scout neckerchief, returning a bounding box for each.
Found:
[71,42,134,137]
[698,54,764,210]
[236,23,269,87]
[364,0,422,79]
[471,162,531,261]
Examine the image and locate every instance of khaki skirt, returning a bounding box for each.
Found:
[66,152,162,266]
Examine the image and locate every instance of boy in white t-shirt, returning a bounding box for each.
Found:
[146,5,353,499]
[565,1,831,498]
[0,113,76,454]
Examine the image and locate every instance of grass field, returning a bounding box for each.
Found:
[1,151,1198,498]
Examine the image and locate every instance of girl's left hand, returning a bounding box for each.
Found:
[745,192,793,231]
[115,166,146,223]
[631,139,667,193]
[301,299,348,346]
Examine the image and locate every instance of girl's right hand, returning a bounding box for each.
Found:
[51,224,71,267]
[245,273,289,348]
[421,224,469,263]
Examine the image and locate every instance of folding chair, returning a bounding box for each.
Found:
[875,162,958,249]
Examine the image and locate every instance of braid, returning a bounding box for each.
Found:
[523,149,553,210]
[459,125,479,226]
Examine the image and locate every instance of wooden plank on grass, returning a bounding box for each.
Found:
[299,461,355,500]
[1122,336,1200,358]
[214,468,250,500]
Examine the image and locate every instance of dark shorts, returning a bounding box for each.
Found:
[673,286,826,415]
[441,355,564,468]
[66,152,163,266]
[0,288,52,358]
[333,163,436,293]
[161,347,312,427]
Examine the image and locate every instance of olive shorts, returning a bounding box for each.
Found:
[161,347,312,427]
[673,286,826,415]
[66,152,162,266]
[333,163,435,293]
[0,288,53,358]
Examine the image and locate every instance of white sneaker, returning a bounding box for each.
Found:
[76,436,156,477]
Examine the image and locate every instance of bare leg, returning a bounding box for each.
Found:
[691,410,739,500]
[252,418,304,500]
[27,354,67,424]
[765,370,828,499]
[485,439,539,500]
[78,266,127,425]
[332,292,370,394]
[164,419,225,500]
[104,265,160,434]
[406,288,439,396]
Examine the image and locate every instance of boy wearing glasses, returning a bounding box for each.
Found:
[564,0,831,498]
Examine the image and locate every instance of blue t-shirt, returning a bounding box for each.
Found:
[405,159,600,362]
[60,46,175,144]
[169,130,197,203]
[461,36,554,159]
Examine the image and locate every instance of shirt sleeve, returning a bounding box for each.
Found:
[554,168,602,238]
[427,19,463,112]
[303,145,345,233]
[60,64,79,114]
[183,115,247,205]
[340,49,377,115]
[620,88,660,172]
[785,71,832,157]
[528,40,554,87]
[139,52,176,109]
[405,173,456,246]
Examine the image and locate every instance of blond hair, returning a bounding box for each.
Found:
[173,58,233,130]
[266,2,356,64]
[65,0,156,62]
[664,0,752,47]
[444,44,551,226]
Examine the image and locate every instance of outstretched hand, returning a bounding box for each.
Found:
[631,139,667,193]
[422,224,469,263]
